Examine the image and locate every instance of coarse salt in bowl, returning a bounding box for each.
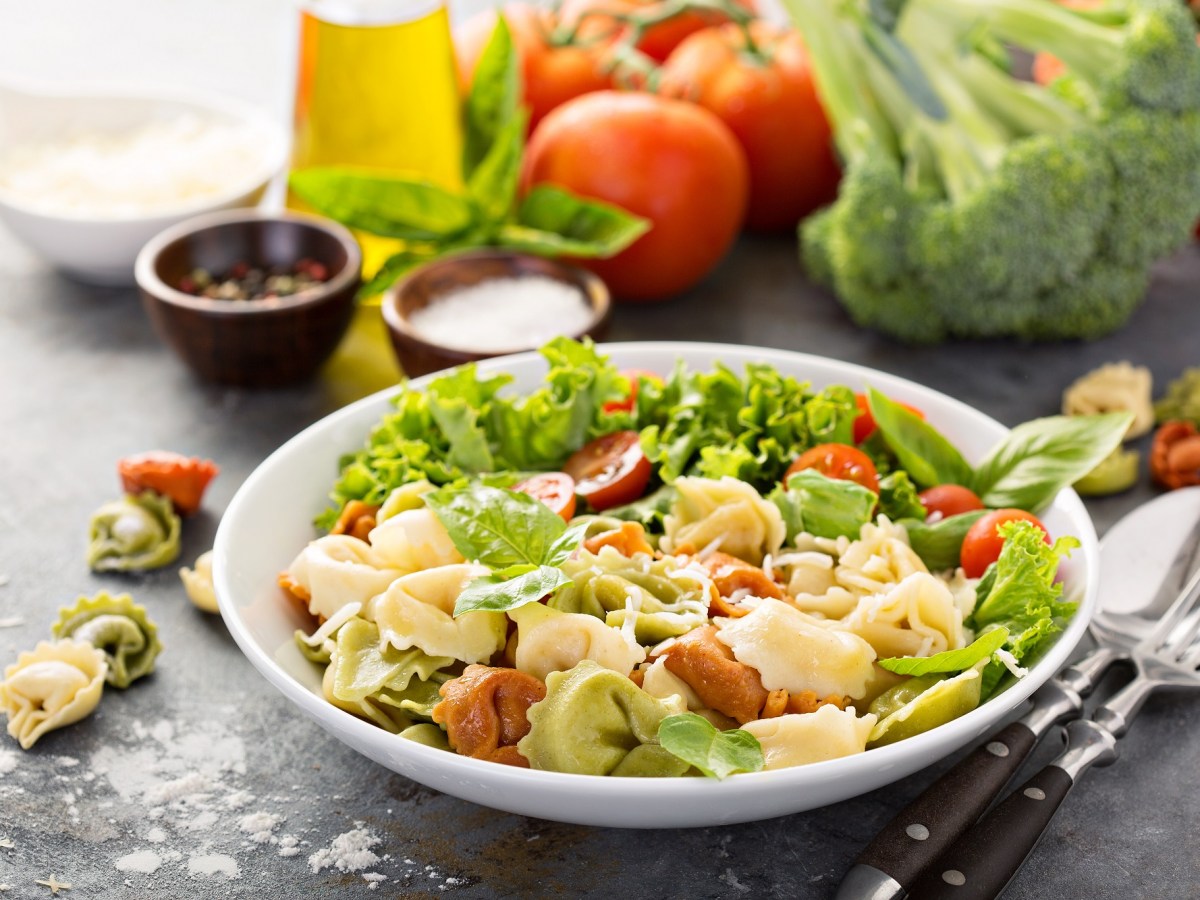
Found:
[381,250,612,377]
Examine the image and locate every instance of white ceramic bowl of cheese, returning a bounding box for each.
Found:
[213,342,1098,828]
[0,80,287,285]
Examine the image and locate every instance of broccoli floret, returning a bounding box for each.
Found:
[784,0,1200,343]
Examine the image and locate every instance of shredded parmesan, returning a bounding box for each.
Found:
[995,648,1029,679]
[297,603,361,648]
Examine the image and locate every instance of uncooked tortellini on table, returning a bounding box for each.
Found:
[1,640,107,749]
[179,550,218,613]
[87,491,181,572]
[51,591,163,689]
[1062,361,1153,439]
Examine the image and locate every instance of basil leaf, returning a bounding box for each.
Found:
[426,485,572,569]
[877,470,926,521]
[771,469,878,541]
[288,168,475,241]
[971,412,1134,512]
[463,15,520,180]
[357,249,431,299]
[454,565,571,615]
[901,510,987,572]
[504,185,650,257]
[867,388,973,489]
[545,521,589,568]
[657,713,764,780]
[878,627,1010,675]
[467,108,528,223]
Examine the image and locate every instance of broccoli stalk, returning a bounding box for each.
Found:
[788,0,1200,343]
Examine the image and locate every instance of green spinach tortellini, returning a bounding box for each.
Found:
[867,661,985,748]
[553,547,709,643]
[518,660,690,777]
[87,491,181,572]
[51,591,162,689]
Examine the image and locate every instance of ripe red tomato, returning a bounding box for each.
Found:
[455,4,612,132]
[557,0,755,63]
[785,443,880,493]
[603,368,662,414]
[960,509,1050,578]
[853,393,926,444]
[657,22,840,232]
[522,91,749,301]
[563,431,653,510]
[918,484,985,521]
[513,472,578,520]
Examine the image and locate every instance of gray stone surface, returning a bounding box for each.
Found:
[1,227,1198,899]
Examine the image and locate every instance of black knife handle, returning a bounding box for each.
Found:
[850,721,1037,893]
[907,765,1073,900]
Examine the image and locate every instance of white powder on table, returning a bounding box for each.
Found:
[115,850,162,874]
[407,276,595,353]
[308,825,381,874]
[238,811,283,844]
[187,853,240,878]
[0,617,23,628]
[0,750,17,776]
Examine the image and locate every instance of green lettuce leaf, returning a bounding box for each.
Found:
[878,626,1009,676]
[657,713,764,779]
[770,469,878,541]
[877,471,926,521]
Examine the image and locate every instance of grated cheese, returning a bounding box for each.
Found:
[0,114,274,219]
[406,276,594,353]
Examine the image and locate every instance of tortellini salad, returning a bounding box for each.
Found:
[283,474,1077,779]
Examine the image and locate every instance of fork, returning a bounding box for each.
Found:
[908,563,1200,899]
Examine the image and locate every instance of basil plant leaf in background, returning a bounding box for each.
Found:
[462,14,520,181]
[288,168,475,241]
[501,185,651,257]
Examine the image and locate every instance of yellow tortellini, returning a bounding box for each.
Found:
[661,477,785,565]
[369,564,507,664]
[840,572,966,659]
[1,640,107,749]
[553,547,710,643]
[715,598,877,699]
[742,705,878,770]
[179,550,218,613]
[519,661,690,776]
[510,602,645,682]
[367,507,464,572]
[286,535,406,621]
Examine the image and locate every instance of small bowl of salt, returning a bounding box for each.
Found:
[381,250,611,376]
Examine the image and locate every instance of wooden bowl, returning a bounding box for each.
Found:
[135,210,361,387]
[380,250,611,377]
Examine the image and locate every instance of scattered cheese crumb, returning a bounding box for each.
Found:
[115,850,162,874]
[307,826,381,874]
[186,853,240,879]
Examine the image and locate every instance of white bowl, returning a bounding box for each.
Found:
[213,342,1098,828]
[0,80,287,285]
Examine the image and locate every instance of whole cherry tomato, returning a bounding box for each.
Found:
[785,443,880,493]
[918,484,985,521]
[557,0,755,64]
[657,22,841,232]
[513,472,578,520]
[603,368,662,414]
[853,393,926,444]
[564,431,653,510]
[523,91,748,301]
[455,4,612,132]
[960,509,1050,578]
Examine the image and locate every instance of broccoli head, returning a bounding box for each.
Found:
[786,0,1200,343]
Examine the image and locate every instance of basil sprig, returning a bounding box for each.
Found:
[657,713,765,779]
[289,17,649,299]
[426,484,587,616]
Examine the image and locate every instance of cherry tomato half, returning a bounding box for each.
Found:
[603,368,662,415]
[960,509,1050,578]
[563,431,652,510]
[785,443,880,493]
[514,472,578,521]
[853,393,925,444]
[919,484,985,521]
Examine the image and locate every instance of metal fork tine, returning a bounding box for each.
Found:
[1140,563,1200,653]
[1163,599,1200,662]
[1180,642,1200,670]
